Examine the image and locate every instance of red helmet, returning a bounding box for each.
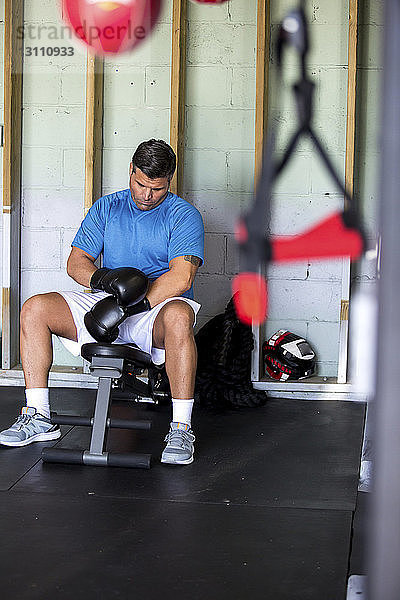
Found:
[263,330,316,381]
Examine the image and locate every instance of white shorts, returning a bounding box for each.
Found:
[57,291,201,366]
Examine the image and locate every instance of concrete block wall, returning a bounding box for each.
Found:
[0,1,381,375]
[261,0,352,377]
[101,1,172,195]
[18,0,87,366]
[183,0,257,336]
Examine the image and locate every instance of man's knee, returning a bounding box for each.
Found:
[157,301,195,340]
[163,301,195,328]
[20,292,77,341]
[20,294,51,327]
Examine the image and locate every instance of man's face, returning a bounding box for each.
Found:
[129,164,170,211]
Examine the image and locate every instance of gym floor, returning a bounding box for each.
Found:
[0,388,367,600]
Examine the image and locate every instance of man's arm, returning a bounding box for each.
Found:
[67,248,201,307]
[67,246,98,287]
[147,255,201,307]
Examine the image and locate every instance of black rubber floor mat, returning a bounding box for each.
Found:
[0,491,353,600]
[0,387,95,490]
[9,395,365,511]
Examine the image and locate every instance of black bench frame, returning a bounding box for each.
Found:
[42,342,170,469]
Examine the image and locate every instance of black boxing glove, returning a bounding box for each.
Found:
[90,267,149,306]
[84,295,152,344]
[127,296,152,316]
[84,296,128,343]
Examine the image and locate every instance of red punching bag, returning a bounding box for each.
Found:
[62,0,163,55]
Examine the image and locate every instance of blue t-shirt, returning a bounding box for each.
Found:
[72,189,205,300]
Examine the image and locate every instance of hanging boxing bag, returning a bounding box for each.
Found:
[62,0,163,55]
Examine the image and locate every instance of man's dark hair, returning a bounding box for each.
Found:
[132,139,176,181]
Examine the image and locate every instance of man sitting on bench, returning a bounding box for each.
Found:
[0,139,205,465]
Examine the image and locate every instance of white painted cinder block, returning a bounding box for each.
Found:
[273,108,346,156]
[307,259,344,282]
[22,147,62,188]
[267,279,342,322]
[311,0,348,26]
[186,66,230,108]
[186,108,255,151]
[21,229,61,271]
[22,107,85,148]
[317,67,349,114]
[187,1,229,23]
[227,150,255,192]
[270,194,343,236]
[225,234,240,275]
[306,320,340,364]
[21,270,82,305]
[23,0,62,22]
[184,149,228,191]
[230,67,256,109]
[186,191,247,234]
[187,23,256,67]
[308,24,349,67]
[22,188,84,230]
[104,67,145,107]
[145,66,171,107]
[202,234,225,275]
[227,1,257,24]
[22,69,60,105]
[268,262,309,281]
[62,148,85,187]
[194,274,233,317]
[60,66,86,106]
[103,107,170,148]
[102,149,133,191]
[310,154,345,195]
[273,154,312,196]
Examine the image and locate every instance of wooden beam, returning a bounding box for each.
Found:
[2,0,24,369]
[170,0,187,197]
[85,52,104,215]
[252,0,270,381]
[337,0,358,384]
[345,0,358,203]
[254,0,270,187]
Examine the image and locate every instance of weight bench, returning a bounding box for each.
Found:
[42,342,170,469]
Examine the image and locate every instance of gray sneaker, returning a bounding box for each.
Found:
[0,407,61,447]
[161,422,195,465]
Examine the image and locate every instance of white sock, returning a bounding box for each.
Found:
[172,398,194,427]
[25,388,50,419]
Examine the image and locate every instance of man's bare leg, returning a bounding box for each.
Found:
[152,300,197,400]
[20,292,78,389]
[0,293,78,446]
[152,300,197,464]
